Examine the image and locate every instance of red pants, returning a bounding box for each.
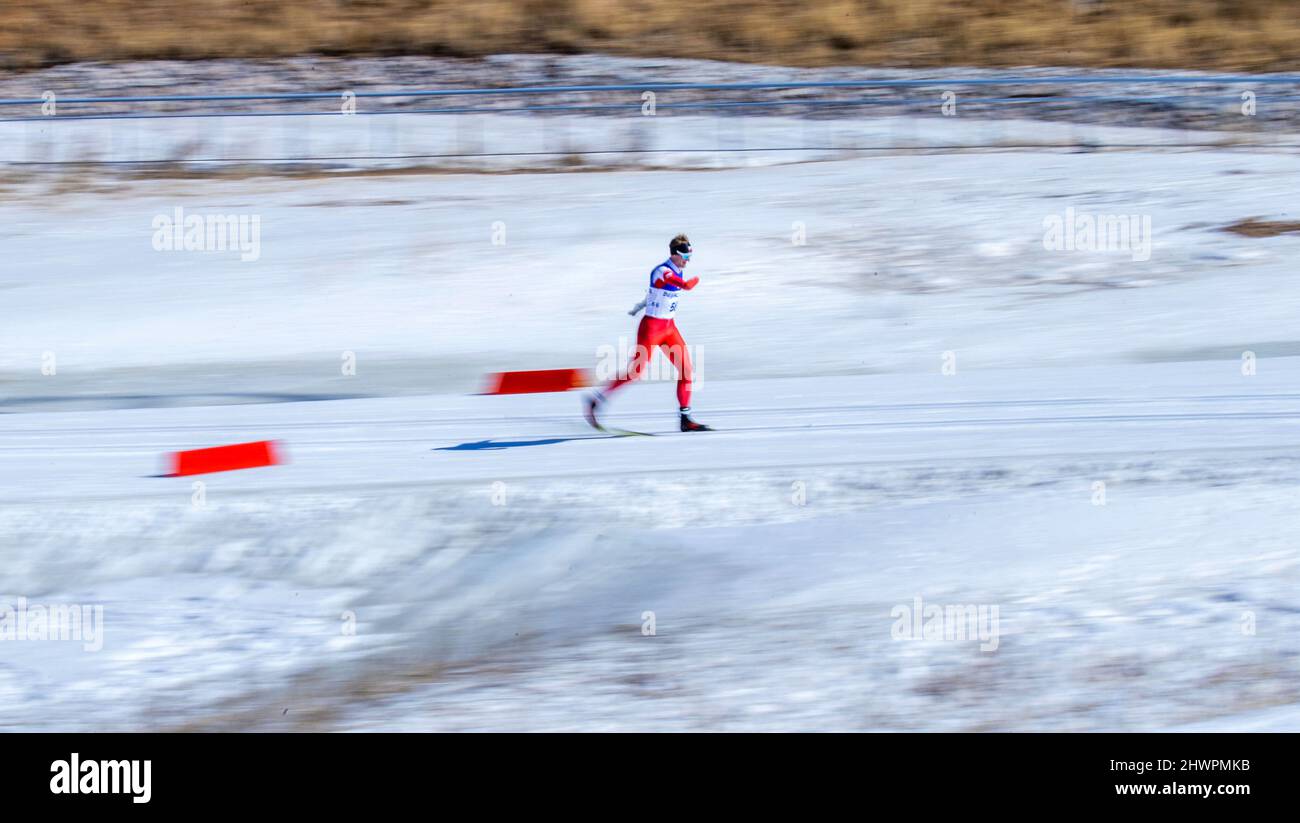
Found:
[603,316,693,408]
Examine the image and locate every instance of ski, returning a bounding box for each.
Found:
[597,425,655,438]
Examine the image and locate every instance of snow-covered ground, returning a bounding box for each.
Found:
[5,365,1300,730]
[5,111,1292,172]
[2,141,1298,406]
[2,111,1299,730]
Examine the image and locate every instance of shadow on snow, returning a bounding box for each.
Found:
[434,435,610,451]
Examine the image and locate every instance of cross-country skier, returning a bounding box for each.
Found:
[585,233,712,432]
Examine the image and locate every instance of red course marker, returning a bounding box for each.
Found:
[483,368,592,395]
[170,440,282,477]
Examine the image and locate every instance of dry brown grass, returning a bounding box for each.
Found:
[0,0,1297,72]
[1222,218,1300,237]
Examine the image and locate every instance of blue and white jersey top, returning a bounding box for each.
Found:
[644,258,686,320]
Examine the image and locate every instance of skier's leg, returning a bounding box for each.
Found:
[604,316,658,396]
[662,325,710,431]
[588,317,663,428]
[659,324,694,409]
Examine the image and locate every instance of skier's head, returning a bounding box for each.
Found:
[669,233,692,265]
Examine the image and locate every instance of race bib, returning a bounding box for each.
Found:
[644,286,680,319]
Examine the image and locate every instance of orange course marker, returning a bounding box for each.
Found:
[482,368,592,395]
[170,440,282,477]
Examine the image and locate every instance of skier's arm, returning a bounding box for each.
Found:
[657,272,699,290]
[628,298,646,316]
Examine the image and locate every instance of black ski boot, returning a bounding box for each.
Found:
[584,392,605,431]
[679,407,713,432]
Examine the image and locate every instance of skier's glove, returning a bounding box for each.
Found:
[628,299,646,316]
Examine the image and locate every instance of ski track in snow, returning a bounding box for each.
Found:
[4,363,1300,731]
